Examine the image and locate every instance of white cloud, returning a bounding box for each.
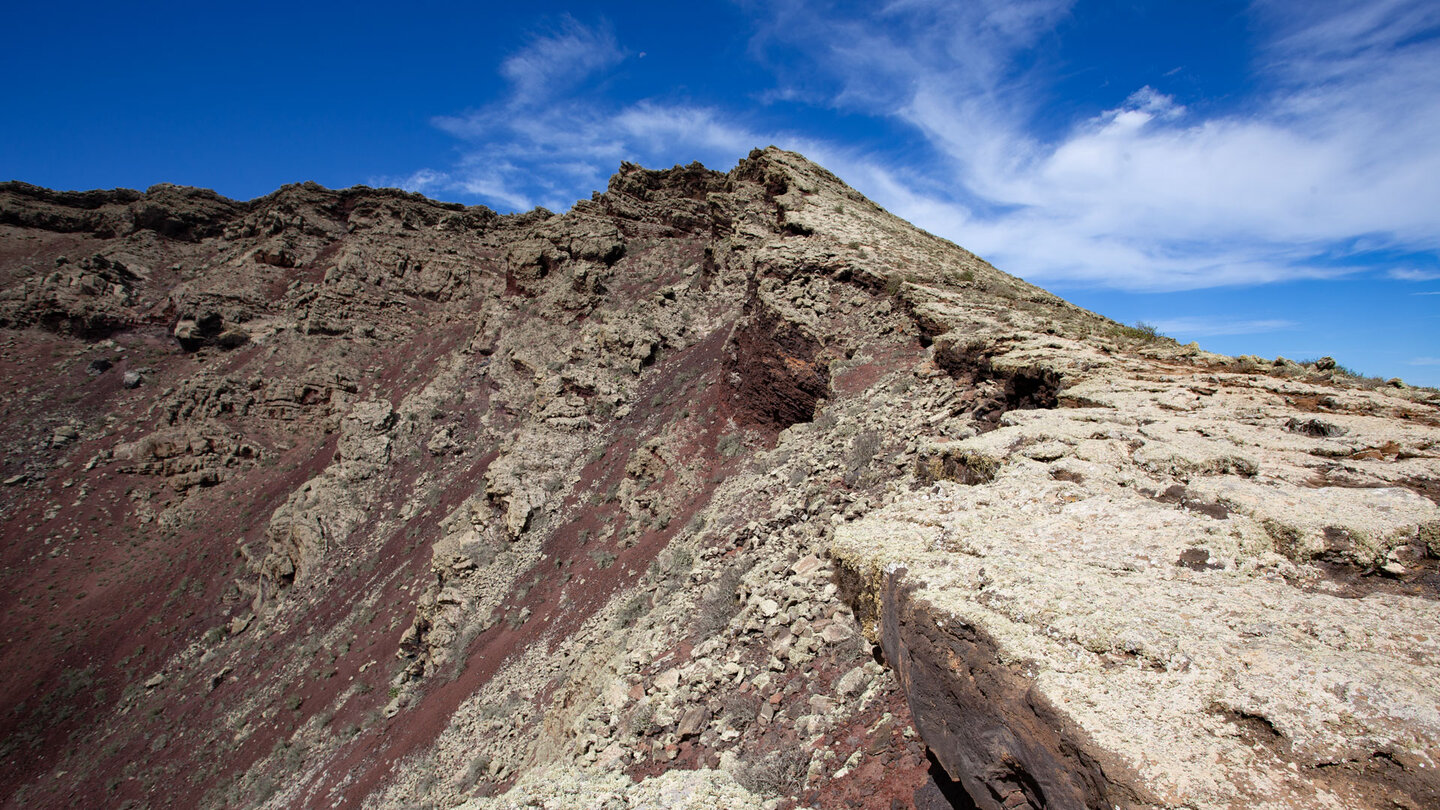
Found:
[1408,357,1440,365]
[611,103,760,157]
[498,16,624,104]
[367,168,447,194]
[415,17,772,212]
[432,98,765,211]
[1123,87,1186,120]
[399,1,1440,295]
[1390,268,1440,281]
[746,0,1440,291]
[449,160,537,212]
[1147,317,1298,338]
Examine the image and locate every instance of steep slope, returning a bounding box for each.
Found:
[0,148,1437,810]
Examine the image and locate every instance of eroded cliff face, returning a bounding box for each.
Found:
[832,350,1440,809]
[1,149,1437,810]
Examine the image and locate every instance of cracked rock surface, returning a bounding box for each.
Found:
[1,149,1437,809]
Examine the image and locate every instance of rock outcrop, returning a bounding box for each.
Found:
[833,351,1440,809]
[0,149,1437,810]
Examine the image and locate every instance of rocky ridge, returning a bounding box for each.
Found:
[0,148,1436,809]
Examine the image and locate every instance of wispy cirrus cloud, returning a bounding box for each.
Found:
[497,16,624,103]
[401,17,631,210]
[378,17,767,212]
[366,168,447,195]
[387,1,1440,297]
[746,0,1440,291]
[1390,268,1440,281]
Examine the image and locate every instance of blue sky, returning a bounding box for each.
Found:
[4,1,1438,384]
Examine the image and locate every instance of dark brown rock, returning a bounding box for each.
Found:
[726,301,831,429]
[878,570,1129,810]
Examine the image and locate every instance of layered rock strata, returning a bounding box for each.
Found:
[0,149,1436,810]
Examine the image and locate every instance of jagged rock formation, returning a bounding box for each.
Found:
[1,149,1437,810]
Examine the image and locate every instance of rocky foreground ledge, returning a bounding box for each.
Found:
[1,148,1437,809]
[833,343,1440,809]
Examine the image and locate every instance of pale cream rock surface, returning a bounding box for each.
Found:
[833,332,1440,809]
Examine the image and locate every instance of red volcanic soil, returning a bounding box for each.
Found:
[0,428,340,807]
[0,154,979,809]
[0,308,940,809]
[319,323,759,807]
[0,313,484,807]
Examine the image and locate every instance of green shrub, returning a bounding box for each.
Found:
[716,432,746,458]
[694,564,749,638]
[844,430,882,486]
[1113,321,1164,342]
[916,449,1000,486]
[614,593,650,628]
[884,273,917,297]
[629,700,658,737]
[736,748,811,797]
[662,547,694,577]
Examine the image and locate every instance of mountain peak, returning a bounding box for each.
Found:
[1,152,1437,809]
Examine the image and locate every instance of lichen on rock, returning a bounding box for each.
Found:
[1,149,1438,810]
